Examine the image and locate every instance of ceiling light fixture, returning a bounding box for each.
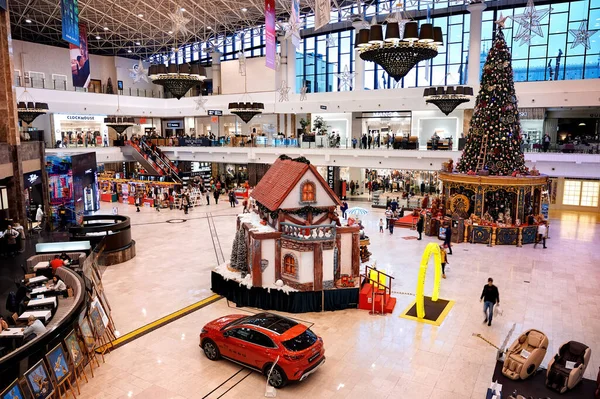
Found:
[227,65,263,123]
[357,8,442,81]
[103,27,109,31]
[95,36,101,40]
[136,42,141,45]
[207,26,213,30]
[137,13,144,18]
[241,7,248,12]
[168,30,173,34]
[180,7,186,12]
[149,63,207,100]
[423,86,474,115]
[104,116,136,134]
[25,18,32,23]
[127,49,132,53]
[16,90,48,124]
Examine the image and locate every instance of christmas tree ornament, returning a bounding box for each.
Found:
[194,95,208,111]
[568,21,599,50]
[335,65,356,91]
[129,60,149,84]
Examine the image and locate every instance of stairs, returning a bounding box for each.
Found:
[358,282,397,314]
[123,140,182,183]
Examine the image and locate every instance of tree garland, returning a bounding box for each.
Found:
[256,201,328,220]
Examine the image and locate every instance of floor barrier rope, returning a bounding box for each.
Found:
[472,333,501,350]
[391,291,416,296]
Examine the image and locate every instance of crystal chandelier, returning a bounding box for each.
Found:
[104,116,136,134]
[423,86,473,115]
[356,21,442,81]
[149,62,207,100]
[16,89,48,124]
[228,102,264,123]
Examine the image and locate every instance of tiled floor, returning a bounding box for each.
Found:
[79,201,600,399]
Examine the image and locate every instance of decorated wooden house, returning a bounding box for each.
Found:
[236,157,361,291]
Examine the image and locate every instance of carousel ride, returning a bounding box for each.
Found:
[435,23,549,247]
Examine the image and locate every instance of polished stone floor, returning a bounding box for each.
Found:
[78,200,600,399]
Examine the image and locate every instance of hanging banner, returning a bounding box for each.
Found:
[70,23,90,88]
[314,0,331,31]
[61,0,80,46]
[290,0,301,47]
[265,0,276,70]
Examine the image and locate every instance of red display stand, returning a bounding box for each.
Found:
[100,193,118,202]
[143,198,154,207]
[128,196,136,205]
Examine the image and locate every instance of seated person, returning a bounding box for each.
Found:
[22,315,46,339]
[49,255,64,273]
[59,252,72,265]
[0,316,8,332]
[46,276,67,294]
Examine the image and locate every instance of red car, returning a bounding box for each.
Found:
[200,312,325,388]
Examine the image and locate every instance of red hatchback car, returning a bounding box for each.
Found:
[200,312,325,388]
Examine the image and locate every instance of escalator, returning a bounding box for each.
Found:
[122,142,165,177]
[138,140,182,184]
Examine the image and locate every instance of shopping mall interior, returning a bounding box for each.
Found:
[1,0,600,398]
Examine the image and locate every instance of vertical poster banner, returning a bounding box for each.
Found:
[70,24,90,88]
[265,0,276,70]
[314,0,331,31]
[290,0,301,47]
[61,0,80,46]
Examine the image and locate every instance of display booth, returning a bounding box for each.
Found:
[46,152,100,227]
[98,177,181,207]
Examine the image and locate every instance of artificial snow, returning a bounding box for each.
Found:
[238,212,277,233]
[214,263,298,294]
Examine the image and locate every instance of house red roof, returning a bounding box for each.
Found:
[251,158,341,211]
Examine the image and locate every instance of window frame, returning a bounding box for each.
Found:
[282,253,298,279]
[300,180,317,204]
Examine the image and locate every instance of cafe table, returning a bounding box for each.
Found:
[0,328,24,338]
[18,310,52,323]
[27,275,48,285]
[33,261,50,271]
[27,297,57,309]
[31,286,49,295]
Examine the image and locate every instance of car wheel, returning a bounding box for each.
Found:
[202,339,220,361]
[266,365,287,388]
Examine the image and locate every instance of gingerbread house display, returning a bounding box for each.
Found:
[222,156,362,293]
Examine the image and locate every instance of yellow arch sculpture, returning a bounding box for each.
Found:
[415,243,443,319]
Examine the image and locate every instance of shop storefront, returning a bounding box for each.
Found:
[310,113,352,148]
[358,111,412,149]
[545,107,600,153]
[52,114,108,148]
[162,119,185,137]
[519,107,545,151]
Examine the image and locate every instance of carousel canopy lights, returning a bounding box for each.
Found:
[148,63,206,100]
[17,101,48,124]
[228,102,264,123]
[356,21,442,82]
[423,86,473,115]
[104,116,136,134]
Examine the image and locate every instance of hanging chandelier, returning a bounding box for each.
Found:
[104,116,136,134]
[423,86,473,115]
[228,102,264,123]
[17,101,49,124]
[356,21,442,81]
[149,63,206,100]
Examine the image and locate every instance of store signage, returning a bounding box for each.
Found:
[27,174,39,185]
[167,122,181,128]
[66,115,97,121]
[519,108,545,120]
[24,170,42,189]
[320,105,328,110]
[326,166,335,191]
[207,110,223,116]
[61,0,80,46]
[265,0,276,70]
[85,168,92,174]
[363,111,410,118]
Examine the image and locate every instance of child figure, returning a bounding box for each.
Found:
[440,245,449,279]
[379,218,384,233]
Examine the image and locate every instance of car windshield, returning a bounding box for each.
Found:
[282,329,317,352]
[242,313,298,334]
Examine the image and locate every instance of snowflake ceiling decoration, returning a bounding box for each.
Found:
[300,84,308,101]
[168,8,191,37]
[194,96,208,111]
[509,0,551,46]
[335,65,355,91]
[278,80,291,102]
[284,18,302,42]
[568,21,599,50]
[128,59,148,84]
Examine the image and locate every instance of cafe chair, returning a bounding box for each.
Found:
[502,329,549,380]
[546,341,591,393]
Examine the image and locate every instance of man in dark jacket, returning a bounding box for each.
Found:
[416,214,424,240]
[444,224,453,255]
[480,278,500,326]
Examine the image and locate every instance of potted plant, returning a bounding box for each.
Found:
[313,116,329,136]
[299,118,310,134]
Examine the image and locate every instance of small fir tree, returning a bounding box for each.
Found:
[456,27,528,176]
[230,228,248,275]
[106,78,114,94]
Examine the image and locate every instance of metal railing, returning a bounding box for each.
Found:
[280,222,336,241]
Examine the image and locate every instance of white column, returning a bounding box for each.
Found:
[210,51,222,94]
[467,2,486,88]
[352,22,365,91]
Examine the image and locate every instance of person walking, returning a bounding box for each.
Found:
[379,218,384,233]
[480,278,500,326]
[542,133,551,152]
[205,187,211,205]
[228,190,236,207]
[361,134,367,149]
[416,214,424,240]
[368,135,372,149]
[440,245,449,279]
[534,220,547,249]
[213,188,220,204]
[389,215,395,235]
[444,223,453,254]
[385,207,393,230]
[182,193,190,214]
[3,225,20,257]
